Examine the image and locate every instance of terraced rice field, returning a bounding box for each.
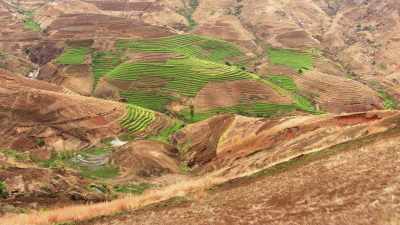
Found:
[267,75,297,92]
[120,104,155,133]
[92,51,121,85]
[267,48,313,70]
[116,34,244,63]
[120,91,174,112]
[56,47,90,65]
[181,103,297,122]
[102,35,318,120]
[266,75,316,113]
[107,57,252,97]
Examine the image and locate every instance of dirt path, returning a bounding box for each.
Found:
[82,131,400,225]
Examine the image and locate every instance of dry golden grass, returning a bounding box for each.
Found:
[0,138,372,225]
[0,146,331,225]
[0,176,225,225]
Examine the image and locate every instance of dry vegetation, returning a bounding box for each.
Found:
[0,175,226,225]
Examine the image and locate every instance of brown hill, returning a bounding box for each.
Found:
[0,71,170,151]
[84,119,400,225]
[2,110,399,225]
[0,0,399,224]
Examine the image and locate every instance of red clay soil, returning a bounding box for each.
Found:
[0,72,125,151]
[0,72,63,93]
[84,1,154,11]
[47,13,173,40]
[175,111,398,174]
[0,166,105,213]
[193,80,292,111]
[81,126,400,225]
[172,114,235,168]
[111,140,180,178]
[294,71,384,113]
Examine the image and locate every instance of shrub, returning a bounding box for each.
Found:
[379,90,398,110]
[0,181,7,198]
[23,11,41,32]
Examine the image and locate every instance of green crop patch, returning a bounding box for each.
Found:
[181,103,297,123]
[120,104,156,134]
[265,75,318,113]
[24,18,41,32]
[116,34,244,64]
[107,55,318,118]
[56,47,90,65]
[267,48,313,71]
[107,57,252,98]
[293,94,317,113]
[22,11,41,32]
[267,75,297,92]
[211,103,297,117]
[0,181,7,198]
[92,51,122,86]
[120,91,175,112]
[379,90,398,110]
[148,120,185,143]
[80,166,119,180]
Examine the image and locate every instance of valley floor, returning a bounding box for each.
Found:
[80,129,400,225]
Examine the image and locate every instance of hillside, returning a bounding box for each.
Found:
[0,0,399,224]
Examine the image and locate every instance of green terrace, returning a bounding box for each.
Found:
[89,35,320,122]
[116,34,244,64]
[56,47,90,65]
[120,104,156,134]
[180,103,298,123]
[106,57,252,97]
[92,51,122,86]
[22,10,41,32]
[267,75,297,92]
[267,48,314,71]
[178,75,319,123]
[120,91,175,112]
[267,75,317,113]
[106,56,318,119]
